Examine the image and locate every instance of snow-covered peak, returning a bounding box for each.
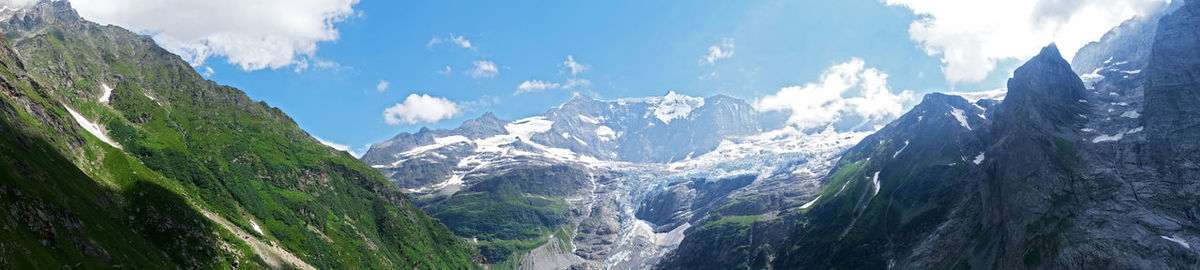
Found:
[505,116,554,140]
[634,91,705,124]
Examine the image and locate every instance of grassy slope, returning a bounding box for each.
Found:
[0,35,267,269]
[1,2,478,269]
[417,165,585,267]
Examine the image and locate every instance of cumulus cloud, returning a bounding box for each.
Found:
[427,34,475,51]
[887,0,1168,84]
[755,58,915,130]
[562,55,588,75]
[383,94,460,125]
[467,60,498,78]
[376,80,389,92]
[516,80,560,95]
[69,0,359,71]
[701,38,735,65]
[437,66,453,75]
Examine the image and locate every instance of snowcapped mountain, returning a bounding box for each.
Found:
[361,92,781,191]
[360,89,997,268]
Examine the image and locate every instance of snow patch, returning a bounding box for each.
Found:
[249,219,263,235]
[1122,69,1142,74]
[1161,235,1190,249]
[950,107,972,130]
[893,140,908,158]
[98,84,113,103]
[578,115,601,124]
[1080,67,1105,86]
[800,195,822,209]
[1092,131,1126,143]
[1120,110,1141,119]
[871,171,881,197]
[65,107,121,148]
[973,152,986,165]
[596,126,617,141]
[1127,127,1143,134]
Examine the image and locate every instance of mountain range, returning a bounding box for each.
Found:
[2,0,1200,269]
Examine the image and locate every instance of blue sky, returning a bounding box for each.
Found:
[64,0,1169,155]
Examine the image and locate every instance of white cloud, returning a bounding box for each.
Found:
[69,0,359,71]
[383,94,460,125]
[514,78,590,95]
[427,34,475,51]
[202,66,215,77]
[701,38,735,65]
[562,55,588,75]
[755,58,915,129]
[467,60,498,78]
[562,78,591,89]
[314,135,349,151]
[376,80,389,92]
[437,66,453,75]
[516,80,560,95]
[887,0,1169,84]
[1,0,38,9]
[313,136,365,157]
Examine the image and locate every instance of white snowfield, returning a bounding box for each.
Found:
[950,106,972,130]
[1161,235,1191,249]
[945,88,1007,103]
[98,83,113,103]
[65,106,120,148]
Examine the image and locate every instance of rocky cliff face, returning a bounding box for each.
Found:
[660,2,1200,269]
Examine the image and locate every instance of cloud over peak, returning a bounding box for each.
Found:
[887,0,1169,85]
[383,94,460,125]
[756,58,914,130]
[70,0,359,71]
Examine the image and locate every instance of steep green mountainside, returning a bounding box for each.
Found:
[1,1,478,268]
[0,32,268,269]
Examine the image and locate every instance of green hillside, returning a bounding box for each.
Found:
[0,1,479,269]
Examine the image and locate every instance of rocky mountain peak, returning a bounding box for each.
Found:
[996,43,1088,131]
